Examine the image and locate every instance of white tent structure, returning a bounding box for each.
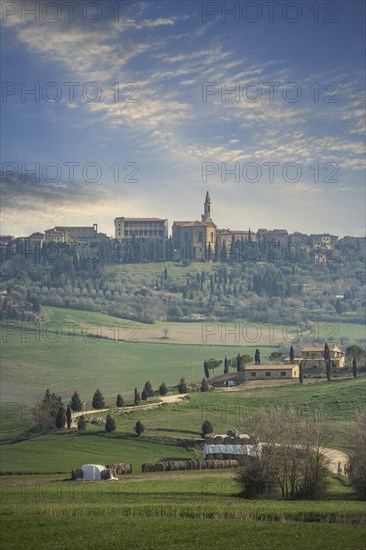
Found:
[81,464,107,481]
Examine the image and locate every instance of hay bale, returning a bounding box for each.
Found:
[206,459,216,468]
[142,463,155,473]
[214,453,224,460]
[214,460,223,469]
[214,435,224,444]
[101,469,111,480]
[154,462,165,472]
[223,453,232,459]
[71,468,83,480]
[230,459,240,468]
[227,429,239,437]
[224,436,233,445]
[205,453,214,459]
[204,435,215,444]
[232,436,241,445]
[200,460,207,469]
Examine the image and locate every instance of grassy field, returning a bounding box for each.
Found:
[1,474,365,549]
[1,378,365,474]
[0,322,277,404]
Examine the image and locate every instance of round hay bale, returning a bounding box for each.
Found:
[71,468,83,480]
[214,453,224,460]
[200,460,207,469]
[205,435,215,445]
[205,453,214,459]
[206,459,215,468]
[214,436,224,444]
[184,461,192,470]
[230,459,240,468]
[214,460,223,469]
[224,436,233,445]
[223,453,231,460]
[101,469,111,480]
[142,463,155,473]
[175,461,184,470]
[232,436,241,445]
[227,429,239,437]
[154,462,165,472]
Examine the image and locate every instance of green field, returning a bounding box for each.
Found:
[1,474,365,549]
[1,378,365,474]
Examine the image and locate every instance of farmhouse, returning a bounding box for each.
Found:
[244,364,299,380]
[300,345,345,369]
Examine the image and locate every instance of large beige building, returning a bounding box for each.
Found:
[45,225,99,243]
[299,345,345,369]
[114,217,168,240]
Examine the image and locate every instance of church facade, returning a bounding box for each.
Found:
[172,192,217,261]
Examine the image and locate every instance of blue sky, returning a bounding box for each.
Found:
[1,0,365,237]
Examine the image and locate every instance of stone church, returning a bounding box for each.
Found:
[172,192,217,261]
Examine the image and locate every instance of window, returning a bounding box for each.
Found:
[198,231,203,243]
[250,372,256,377]
[280,371,287,377]
[265,372,271,377]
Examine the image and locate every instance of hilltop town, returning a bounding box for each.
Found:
[1,193,365,265]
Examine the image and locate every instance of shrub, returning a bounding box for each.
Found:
[77,416,87,431]
[178,377,188,394]
[105,414,116,433]
[201,419,213,437]
[159,382,168,396]
[135,420,145,436]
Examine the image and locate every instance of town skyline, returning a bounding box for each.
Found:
[1,1,365,238]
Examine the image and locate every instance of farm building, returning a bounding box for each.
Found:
[299,345,345,369]
[244,364,299,380]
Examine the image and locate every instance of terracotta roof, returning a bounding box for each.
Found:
[173,220,216,228]
[115,218,166,222]
[301,346,342,352]
[245,365,297,370]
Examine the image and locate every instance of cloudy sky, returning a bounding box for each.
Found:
[1,0,365,237]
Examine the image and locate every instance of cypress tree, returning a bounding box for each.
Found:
[70,391,82,412]
[201,419,213,437]
[92,389,105,409]
[299,364,303,384]
[289,345,294,364]
[352,358,357,378]
[135,420,145,436]
[116,394,124,407]
[134,388,141,405]
[159,382,168,396]
[255,349,261,365]
[55,406,66,429]
[77,416,86,431]
[66,405,72,429]
[204,360,210,378]
[224,356,229,374]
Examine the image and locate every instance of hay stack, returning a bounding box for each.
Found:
[71,468,83,480]
[214,453,224,460]
[232,436,241,445]
[204,435,215,444]
[214,435,224,444]
[154,462,165,472]
[106,463,133,475]
[224,436,233,445]
[141,463,155,473]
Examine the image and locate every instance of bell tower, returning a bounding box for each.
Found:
[202,191,212,222]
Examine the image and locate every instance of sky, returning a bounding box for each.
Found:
[1,0,365,238]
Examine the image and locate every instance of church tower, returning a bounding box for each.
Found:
[202,191,212,222]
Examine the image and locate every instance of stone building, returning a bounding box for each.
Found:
[172,192,216,261]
